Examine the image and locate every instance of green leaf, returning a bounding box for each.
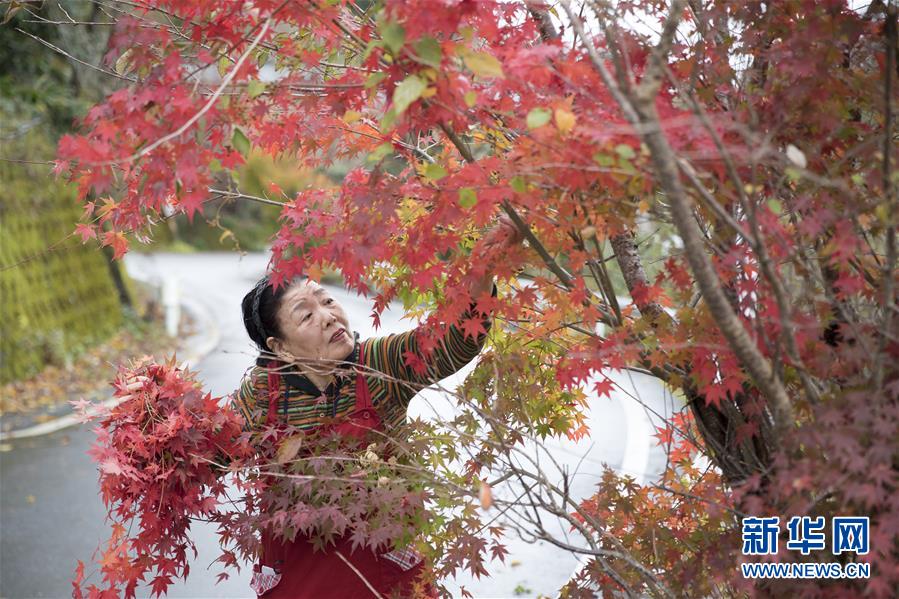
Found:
[463,91,477,108]
[463,51,504,79]
[216,55,230,77]
[458,187,477,208]
[593,153,615,167]
[367,142,393,163]
[247,80,266,99]
[615,144,636,160]
[526,108,552,129]
[619,159,637,175]
[767,199,783,215]
[380,108,398,133]
[424,163,447,181]
[510,176,527,193]
[413,37,442,67]
[392,74,427,114]
[208,158,222,173]
[381,21,406,54]
[232,128,250,156]
[365,71,387,89]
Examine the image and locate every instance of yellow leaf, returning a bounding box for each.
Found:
[115,49,134,76]
[462,50,504,79]
[343,110,362,124]
[554,107,576,135]
[421,86,437,99]
[276,435,303,465]
[97,198,117,217]
[217,55,230,78]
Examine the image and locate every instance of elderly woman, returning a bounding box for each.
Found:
[232,215,523,598]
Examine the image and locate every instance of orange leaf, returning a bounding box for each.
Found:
[479,479,493,510]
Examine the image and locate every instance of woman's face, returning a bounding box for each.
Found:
[267,279,354,372]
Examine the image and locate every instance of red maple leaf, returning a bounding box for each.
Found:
[592,377,615,399]
[402,350,429,376]
[101,231,129,260]
[459,316,487,340]
[75,223,97,242]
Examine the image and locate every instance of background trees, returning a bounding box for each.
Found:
[41,0,898,596]
[1,4,127,383]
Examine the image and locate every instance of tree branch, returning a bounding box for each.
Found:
[92,18,272,167]
[565,0,795,435]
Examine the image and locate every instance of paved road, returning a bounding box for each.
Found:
[1,252,675,598]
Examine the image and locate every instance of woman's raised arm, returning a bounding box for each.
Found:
[362,214,524,426]
[360,280,497,425]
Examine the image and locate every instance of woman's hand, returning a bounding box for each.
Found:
[480,212,525,252]
[469,212,527,299]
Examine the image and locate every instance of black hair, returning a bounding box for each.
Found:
[241,274,305,366]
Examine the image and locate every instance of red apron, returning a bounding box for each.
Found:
[250,345,434,598]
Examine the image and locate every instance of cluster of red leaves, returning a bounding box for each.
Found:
[223,429,432,556]
[71,357,451,598]
[564,413,737,598]
[72,357,252,599]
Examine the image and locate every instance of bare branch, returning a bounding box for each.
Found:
[14,26,136,83]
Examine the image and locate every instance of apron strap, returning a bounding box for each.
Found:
[266,360,282,426]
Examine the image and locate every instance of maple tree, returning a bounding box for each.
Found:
[49,0,899,596]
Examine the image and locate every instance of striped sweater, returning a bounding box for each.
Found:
[232,283,496,433]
